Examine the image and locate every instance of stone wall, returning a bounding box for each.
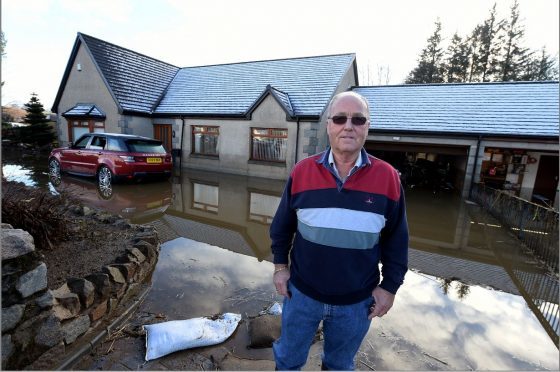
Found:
[1,223,160,370]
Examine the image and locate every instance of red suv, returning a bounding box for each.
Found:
[48,133,172,193]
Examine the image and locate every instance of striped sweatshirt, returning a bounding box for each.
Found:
[270,148,409,305]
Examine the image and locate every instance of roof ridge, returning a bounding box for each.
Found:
[78,32,179,69]
[354,80,560,89]
[180,52,355,70]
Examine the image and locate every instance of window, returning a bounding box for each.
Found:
[251,128,287,162]
[192,182,219,213]
[68,119,105,142]
[107,137,126,151]
[90,136,106,149]
[249,192,281,224]
[192,126,219,156]
[73,135,91,149]
[126,140,167,153]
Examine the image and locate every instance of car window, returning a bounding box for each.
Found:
[106,138,127,151]
[89,136,107,149]
[126,140,167,153]
[73,135,91,149]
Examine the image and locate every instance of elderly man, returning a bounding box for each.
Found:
[270,91,409,370]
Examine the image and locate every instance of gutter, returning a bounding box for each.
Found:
[295,118,300,163]
[469,135,483,198]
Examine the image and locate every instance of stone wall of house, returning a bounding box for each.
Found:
[1,223,160,370]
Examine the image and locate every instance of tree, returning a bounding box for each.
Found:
[475,4,503,81]
[1,31,6,87]
[22,93,56,146]
[445,33,470,82]
[496,0,532,81]
[522,47,559,81]
[406,20,445,84]
[24,93,49,125]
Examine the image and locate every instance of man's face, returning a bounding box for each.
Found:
[327,94,369,158]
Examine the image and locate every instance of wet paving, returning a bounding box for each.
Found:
[2,150,559,370]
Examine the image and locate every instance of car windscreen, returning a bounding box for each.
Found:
[125,140,167,153]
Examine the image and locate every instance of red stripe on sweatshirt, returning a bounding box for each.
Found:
[290,154,401,201]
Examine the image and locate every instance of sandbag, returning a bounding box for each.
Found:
[144,313,241,361]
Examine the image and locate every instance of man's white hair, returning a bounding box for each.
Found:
[327,91,370,118]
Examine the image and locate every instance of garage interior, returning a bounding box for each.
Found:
[365,142,469,195]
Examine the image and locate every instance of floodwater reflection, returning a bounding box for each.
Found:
[2,153,558,369]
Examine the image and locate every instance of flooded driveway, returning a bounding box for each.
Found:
[2,151,559,370]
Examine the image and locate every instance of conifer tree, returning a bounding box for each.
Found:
[22,93,55,146]
[445,33,470,82]
[496,0,532,81]
[476,4,503,81]
[522,47,559,81]
[465,25,483,82]
[406,20,445,84]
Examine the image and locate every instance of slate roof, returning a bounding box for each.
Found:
[79,33,180,113]
[61,104,106,118]
[155,54,356,117]
[353,81,559,137]
[52,33,180,114]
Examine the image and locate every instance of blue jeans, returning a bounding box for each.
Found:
[273,282,372,370]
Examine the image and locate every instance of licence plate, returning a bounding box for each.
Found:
[146,157,162,163]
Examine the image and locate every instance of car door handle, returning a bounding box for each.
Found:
[97,152,103,155]
[77,151,82,154]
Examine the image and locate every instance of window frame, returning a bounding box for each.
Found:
[191,125,220,157]
[250,127,288,163]
[67,118,105,142]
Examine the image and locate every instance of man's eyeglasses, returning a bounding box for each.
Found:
[328,116,368,126]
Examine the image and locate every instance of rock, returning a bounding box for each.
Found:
[16,262,47,298]
[35,315,63,348]
[102,266,126,284]
[84,273,111,300]
[82,206,94,216]
[67,278,95,308]
[24,342,65,370]
[95,213,118,224]
[89,300,108,322]
[114,219,132,229]
[1,304,25,332]
[2,334,14,369]
[36,290,56,309]
[133,240,157,262]
[247,314,281,348]
[62,315,90,345]
[133,231,159,246]
[52,287,81,320]
[1,223,14,229]
[128,247,146,263]
[114,263,136,283]
[1,229,35,260]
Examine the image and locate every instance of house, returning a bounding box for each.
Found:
[51,32,357,180]
[52,33,559,207]
[353,82,559,206]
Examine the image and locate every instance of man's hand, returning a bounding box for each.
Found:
[368,286,395,319]
[273,265,290,298]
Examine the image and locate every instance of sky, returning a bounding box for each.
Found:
[1,0,558,110]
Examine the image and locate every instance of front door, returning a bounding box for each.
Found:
[154,124,172,152]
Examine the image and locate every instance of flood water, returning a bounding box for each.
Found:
[2,149,559,370]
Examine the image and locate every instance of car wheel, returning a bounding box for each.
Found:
[97,165,113,196]
[48,158,62,185]
[49,158,61,177]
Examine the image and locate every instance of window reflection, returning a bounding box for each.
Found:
[192,182,219,213]
[249,192,280,224]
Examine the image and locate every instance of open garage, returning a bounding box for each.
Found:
[365,141,469,195]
